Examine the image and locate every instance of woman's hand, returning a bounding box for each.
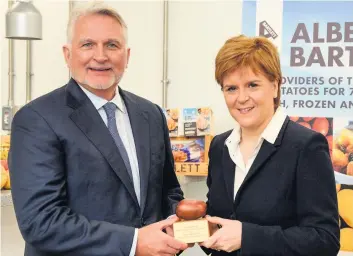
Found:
[200,215,242,253]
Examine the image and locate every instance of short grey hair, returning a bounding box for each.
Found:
[67,1,128,44]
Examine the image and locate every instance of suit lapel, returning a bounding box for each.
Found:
[66,80,139,207]
[234,117,290,206]
[221,145,236,204]
[120,89,150,214]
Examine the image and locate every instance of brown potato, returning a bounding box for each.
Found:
[332,149,348,171]
[337,128,353,151]
[176,199,207,220]
[312,118,329,136]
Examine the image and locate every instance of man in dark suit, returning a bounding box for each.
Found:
[8,2,187,256]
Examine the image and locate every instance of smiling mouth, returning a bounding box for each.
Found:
[88,67,112,71]
[238,107,254,114]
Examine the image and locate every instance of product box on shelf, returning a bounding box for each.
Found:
[164,107,214,176]
[164,108,180,137]
[171,135,213,176]
[183,107,213,137]
[164,107,214,137]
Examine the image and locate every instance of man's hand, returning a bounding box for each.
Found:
[136,217,188,256]
[165,216,195,248]
[165,215,177,237]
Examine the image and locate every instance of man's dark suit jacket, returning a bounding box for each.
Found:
[203,117,340,256]
[8,79,183,256]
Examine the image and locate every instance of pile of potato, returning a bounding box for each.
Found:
[336,184,353,251]
[332,128,353,176]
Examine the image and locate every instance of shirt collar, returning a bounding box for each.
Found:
[79,85,125,113]
[261,106,286,144]
[225,106,287,146]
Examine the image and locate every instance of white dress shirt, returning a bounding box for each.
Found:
[79,85,139,256]
[225,107,287,199]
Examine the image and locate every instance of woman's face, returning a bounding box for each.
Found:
[222,67,278,133]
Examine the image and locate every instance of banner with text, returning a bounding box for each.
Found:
[242,0,353,252]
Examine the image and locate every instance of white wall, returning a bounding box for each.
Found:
[167,1,241,133]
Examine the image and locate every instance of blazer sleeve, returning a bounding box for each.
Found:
[156,105,184,218]
[205,136,217,217]
[200,136,217,255]
[9,106,135,256]
[241,132,340,256]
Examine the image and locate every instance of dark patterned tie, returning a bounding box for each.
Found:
[103,102,133,180]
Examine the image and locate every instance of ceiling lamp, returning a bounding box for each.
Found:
[6,0,42,40]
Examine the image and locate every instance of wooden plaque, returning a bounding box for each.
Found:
[173,218,209,243]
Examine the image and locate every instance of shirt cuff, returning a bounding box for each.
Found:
[129,228,138,256]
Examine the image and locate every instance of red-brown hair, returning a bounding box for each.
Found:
[215,35,282,109]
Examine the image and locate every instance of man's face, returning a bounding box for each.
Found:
[63,14,130,91]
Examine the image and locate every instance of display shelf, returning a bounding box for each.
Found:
[175,162,208,176]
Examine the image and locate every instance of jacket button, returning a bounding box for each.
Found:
[229,213,236,219]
